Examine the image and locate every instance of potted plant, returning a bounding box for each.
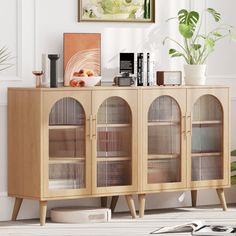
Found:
[163,8,234,85]
[0,46,13,72]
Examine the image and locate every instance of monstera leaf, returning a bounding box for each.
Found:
[178,10,199,38]
[207,8,221,22]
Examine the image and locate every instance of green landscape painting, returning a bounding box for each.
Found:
[79,0,154,22]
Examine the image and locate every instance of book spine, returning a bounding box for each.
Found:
[137,53,144,86]
[147,53,150,86]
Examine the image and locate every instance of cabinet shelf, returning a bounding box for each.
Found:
[191,152,222,157]
[148,121,180,126]
[97,124,131,128]
[49,157,85,164]
[192,120,222,125]
[49,125,83,129]
[97,157,131,162]
[148,154,180,160]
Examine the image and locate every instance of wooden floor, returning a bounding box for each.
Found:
[1,205,236,235]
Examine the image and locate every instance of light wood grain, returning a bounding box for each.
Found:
[216,188,227,211]
[11,198,23,221]
[40,201,47,226]
[125,195,137,219]
[138,194,146,218]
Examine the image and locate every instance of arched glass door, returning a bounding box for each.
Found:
[192,95,223,181]
[147,95,181,184]
[48,97,86,190]
[96,97,132,187]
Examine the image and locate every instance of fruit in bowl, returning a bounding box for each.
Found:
[70,69,101,87]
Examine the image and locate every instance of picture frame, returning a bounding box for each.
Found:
[63,33,101,87]
[78,0,155,23]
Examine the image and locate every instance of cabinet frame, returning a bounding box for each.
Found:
[91,89,139,195]
[141,88,187,192]
[42,91,92,198]
[186,88,230,189]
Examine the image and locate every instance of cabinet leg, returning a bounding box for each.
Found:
[39,201,47,226]
[125,195,136,219]
[12,198,23,221]
[191,190,197,207]
[216,188,227,211]
[110,196,119,213]
[101,197,108,208]
[138,194,146,218]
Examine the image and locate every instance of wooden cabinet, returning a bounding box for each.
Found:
[8,88,138,225]
[139,86,230,216]
[8,86,230,225]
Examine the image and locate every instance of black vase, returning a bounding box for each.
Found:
[48,54,60,88]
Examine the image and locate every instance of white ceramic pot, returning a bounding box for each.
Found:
[184,64,207,85]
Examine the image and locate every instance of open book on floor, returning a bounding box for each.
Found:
[150,220,205,234]
[192,225,236,235]
[150,220,236,235]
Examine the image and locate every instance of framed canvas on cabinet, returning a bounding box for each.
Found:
[63,33,101,87]
[78,0,155,23]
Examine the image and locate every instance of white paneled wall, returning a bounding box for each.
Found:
[0,0,236,221]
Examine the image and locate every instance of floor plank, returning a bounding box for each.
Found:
[1,205,236,236]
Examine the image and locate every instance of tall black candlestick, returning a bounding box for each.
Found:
[48,54,60,88]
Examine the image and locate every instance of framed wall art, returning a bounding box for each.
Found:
[78,0,155,23]
[64,33,101,86]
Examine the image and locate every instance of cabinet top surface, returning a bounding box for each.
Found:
[8,85,230,92]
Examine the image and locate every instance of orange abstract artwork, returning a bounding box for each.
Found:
[64,33,101,86]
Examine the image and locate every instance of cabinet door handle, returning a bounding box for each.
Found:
[189,112,192,136]
[187,113,192,136]
[89,115,93,140]
[92,115,97,139]
[182,115,186,136]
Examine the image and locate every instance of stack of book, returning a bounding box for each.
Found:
[120,52,155,86]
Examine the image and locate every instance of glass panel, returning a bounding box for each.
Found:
[192,95,223,181]
[192,156,223,181]
[49,97,85,125]
[148,159,181,184]
[97,127,131,157]
[48,97,86,190]
[148,125,180,155]
[97,161,131,187]
[49,162,85,190]
[97,97,131,124]
[192,124,222,153]
[147,96,181,184]
[49,127,85,157]
[96,97,132,187]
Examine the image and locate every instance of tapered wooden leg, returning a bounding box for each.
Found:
[12,198,23,221]
[110,196,119,213]
[101,197,108,208]
[39,201,47,226]
[191,190,197,207]
[216,188,227,211]
[138,194,146,218]
[125,195,136,219]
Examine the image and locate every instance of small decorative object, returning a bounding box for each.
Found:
[48,54,60,88]
[64,33,101,87]
[0,46,13,72]
[114,72,136,86]
[78,0,155,22]
[163,8,234,85]
[156,71,182,86]
[32,70,44,88]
